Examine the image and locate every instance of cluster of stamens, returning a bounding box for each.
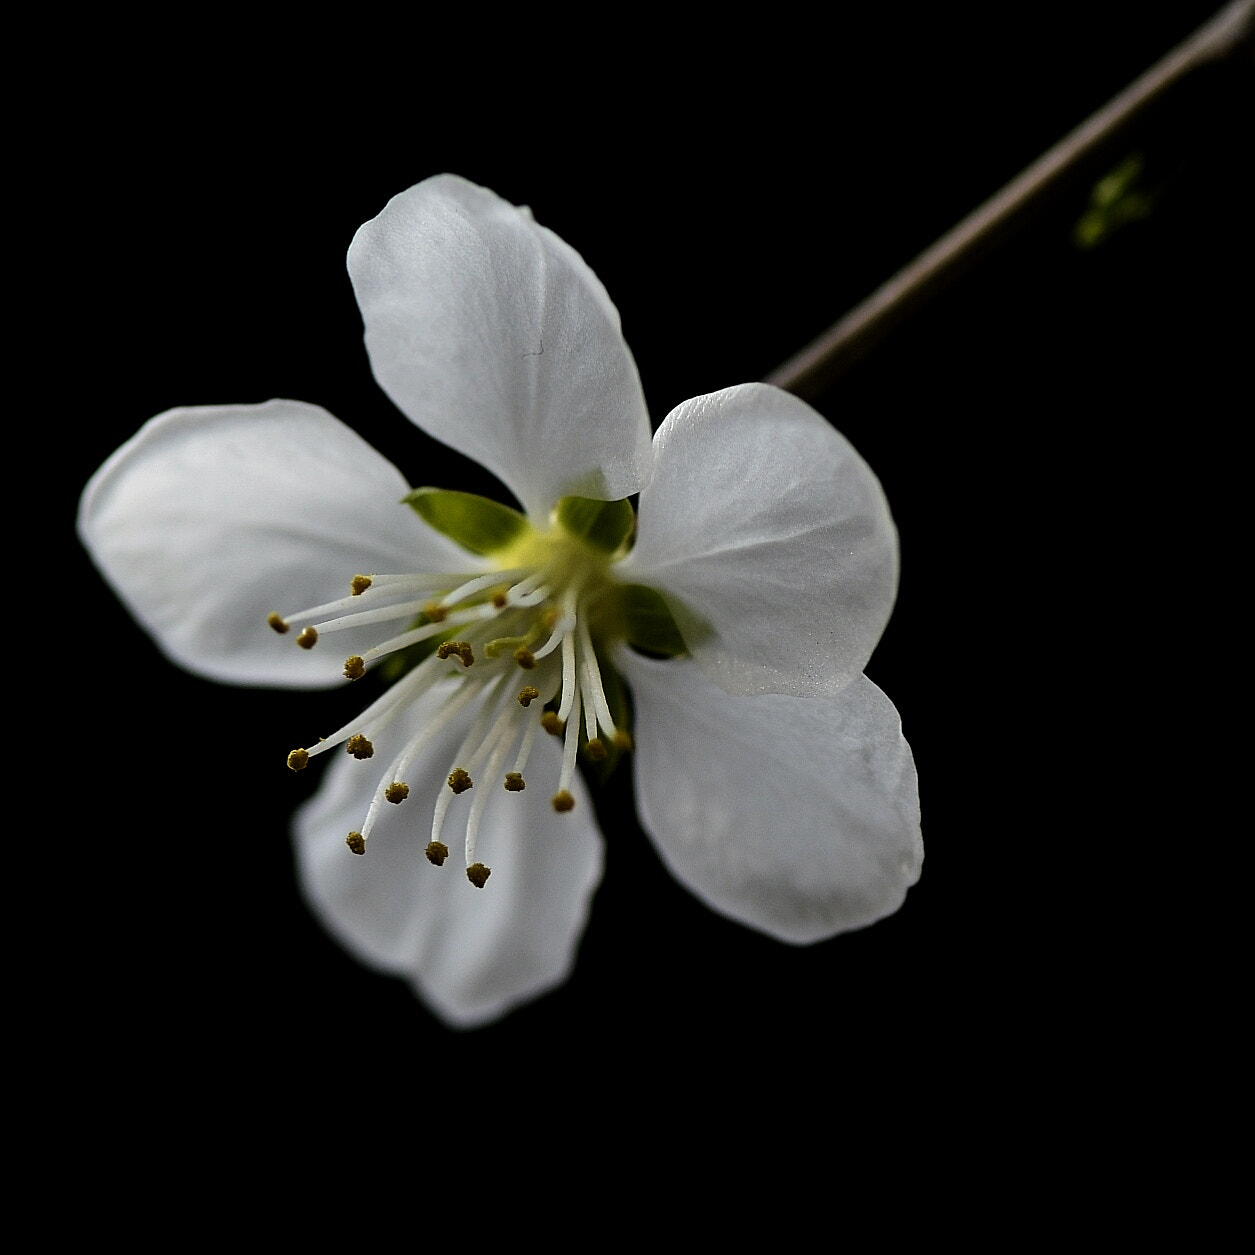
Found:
[269,542,630,888]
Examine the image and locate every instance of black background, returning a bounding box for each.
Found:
[53,6,1249,1141]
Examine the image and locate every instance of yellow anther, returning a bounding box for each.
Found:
[514,646,536,670]
[343,655,366,681]
[504,772,526,792]
[436,641,475,667]
[385,782,410,804]
[517,685,540,707]
[541,711,564,736]
[422,601,448,623]
[425,841,449,867]
[296,627,318,649]
[552,790,576,813]
[491,590,508,609]
[466,863,492,889]
[447,767,473,794]
[267,612,290,634]
[346,734,374,760]
[350,574,373,595]
[286,748,310,772]
[613,729,634,751]
[585,737,607,762]
[346,832,365,856]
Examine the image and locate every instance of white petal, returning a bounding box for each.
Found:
[293,681,603,1028]
[620,383,899,698]
[620,650,921,944]
[348,175,653,521]
[79,400,479,688]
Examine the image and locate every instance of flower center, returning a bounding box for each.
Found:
[269,502,641,888]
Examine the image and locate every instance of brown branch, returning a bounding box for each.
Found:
[766,1,1254,400]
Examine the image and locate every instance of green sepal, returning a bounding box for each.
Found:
[404,488,528,556]
[554,495,635,555]
[607,583,688,658]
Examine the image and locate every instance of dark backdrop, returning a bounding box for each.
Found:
[54,5,1249,1144]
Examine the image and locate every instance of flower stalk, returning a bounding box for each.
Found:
[767,0,1254,399]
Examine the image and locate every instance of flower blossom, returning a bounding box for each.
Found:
[78,175,922,1027]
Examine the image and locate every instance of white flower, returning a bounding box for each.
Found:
[78,175,922,1028]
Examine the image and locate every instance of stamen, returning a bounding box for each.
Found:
[437,569,525,611]
[508,570,549,601]
[509,586,550,609]
[464,728,514,871]
[554,705,581,809]
[557,610,578,724]
[275,574,453,635]
[359,610,484,665]
[362,573,460,589]
[313,596,445,636]
[355,767,416,851]
[295,650,447,765]
[577,610,621,744]
[428,677,510,853]
[389,681,486,787]
[580,672,599,761]
[511,710,542,780]
[275,507,643,887]
[529,612,572,663]
[436,641,475,667]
